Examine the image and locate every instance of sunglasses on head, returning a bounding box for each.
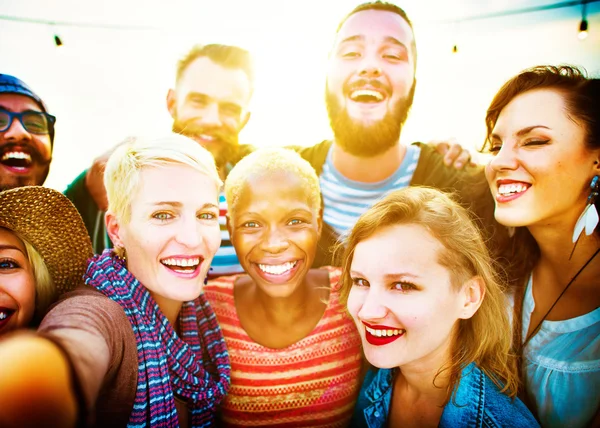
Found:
[0,109,56,135]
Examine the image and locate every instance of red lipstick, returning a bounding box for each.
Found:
[362,322,405,346]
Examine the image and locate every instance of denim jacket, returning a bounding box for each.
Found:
[350,363,539,428]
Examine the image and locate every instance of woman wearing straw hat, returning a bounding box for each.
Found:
[0,186,92,336]
[0,134,230,427]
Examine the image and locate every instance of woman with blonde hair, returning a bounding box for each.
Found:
[0,134,229,427]
[0,186,92,336]
[341,187,538,427]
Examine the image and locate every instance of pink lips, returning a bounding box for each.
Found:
[362,321,405,346]
[160,256,203,279]
[495,179,531,203]
[0,163,33,175]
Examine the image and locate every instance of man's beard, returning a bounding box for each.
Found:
[172,118,240,169]
[0,142,51,191]
[325,80,416,157]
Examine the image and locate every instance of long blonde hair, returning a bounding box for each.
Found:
[338,187,519,401]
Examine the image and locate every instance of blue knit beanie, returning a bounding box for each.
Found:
[0,74,55,146]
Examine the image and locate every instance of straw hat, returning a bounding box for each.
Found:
[0,186,93,294]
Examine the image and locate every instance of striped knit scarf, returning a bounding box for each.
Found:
[85,250,230,427]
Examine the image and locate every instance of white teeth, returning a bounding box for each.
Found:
[350,89,384,101]
[0,312,6,320]
[1,151,32,162]
[498,183,529,196]
[258,261,298,275]
[161,257,200,268]
[365,326,405,337]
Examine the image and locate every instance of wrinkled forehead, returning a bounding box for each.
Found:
[334,9,415,52]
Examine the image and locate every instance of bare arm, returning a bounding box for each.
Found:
[0,334,77,428]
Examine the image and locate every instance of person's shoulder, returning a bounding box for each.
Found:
[479,369,540,427]
[288,140,332,172]
[40,285,129,335]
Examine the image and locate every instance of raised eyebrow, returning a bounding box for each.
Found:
[201,203,219,211]
[349,270,365,277]
[516,125,550,137]
[338,34,364,45]
[0,244,26,254]
[491,125,551,141]
[219,101,242,112]
[382,36,408,50]
[383,272,420,281]
[186,91,210,101]
[152,201,183,208]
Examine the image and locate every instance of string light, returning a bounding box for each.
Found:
[579,1,589,40]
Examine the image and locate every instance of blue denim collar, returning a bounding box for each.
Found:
[439,363,485,427]
[361,363,484,428]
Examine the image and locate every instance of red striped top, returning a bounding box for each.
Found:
[204,267,362,427]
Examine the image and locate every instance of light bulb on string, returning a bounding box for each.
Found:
[578,19,588,40]
[578,1,589,40]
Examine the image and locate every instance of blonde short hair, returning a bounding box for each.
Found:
[339,187,519,402]
[104,134,222,223]
[225,148,321,216]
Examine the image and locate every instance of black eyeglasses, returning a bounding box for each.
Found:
[0,109,56,135]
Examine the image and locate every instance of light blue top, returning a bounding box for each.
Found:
[522,274,600,427]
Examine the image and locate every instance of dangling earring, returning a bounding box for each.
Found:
[572,175,600,244]
[507,227,516,238]
[114,245,127,261]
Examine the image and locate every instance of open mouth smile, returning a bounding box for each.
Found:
[0,150,34,173]
[349,88,385,103]
[160,256,203,278]
[363,321,406,346]
[254,260,302,284]
[495,180,531,203]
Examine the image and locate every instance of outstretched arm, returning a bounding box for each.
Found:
[0,334,77,428]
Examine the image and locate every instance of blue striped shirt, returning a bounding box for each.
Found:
[320,144,421,236]
[209,193,244,277]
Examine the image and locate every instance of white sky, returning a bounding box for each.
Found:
[1,0,599,191]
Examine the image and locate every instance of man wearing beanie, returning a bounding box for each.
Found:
[0,74,55,191]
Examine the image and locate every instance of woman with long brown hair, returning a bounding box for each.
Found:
[484,65,600,427]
